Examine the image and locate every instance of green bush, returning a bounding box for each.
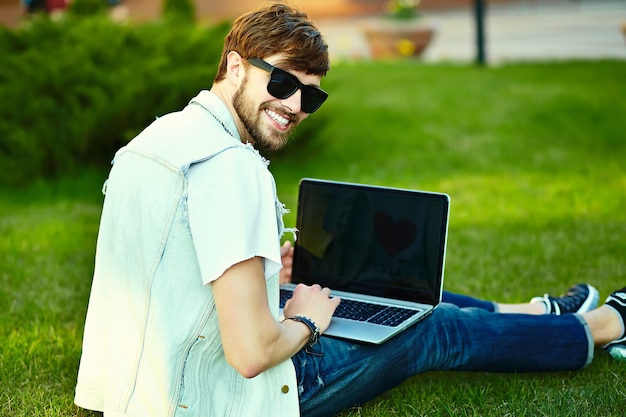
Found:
[67,0,109,16]
[162,0,196,22]
[0,15,230,186]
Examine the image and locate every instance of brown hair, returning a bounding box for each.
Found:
[214,3,329,82]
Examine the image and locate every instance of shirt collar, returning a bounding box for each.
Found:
[189,90,241,142]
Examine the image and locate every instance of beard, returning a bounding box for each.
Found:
[232,76,298,154]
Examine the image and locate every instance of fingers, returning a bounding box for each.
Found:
[280,240,292,257]
[321,286,332,297]
[295,283,333,298]
[279,241,294,285]
[284,284,340,334]
[279,268,292,285]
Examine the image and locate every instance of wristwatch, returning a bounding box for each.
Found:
[284,315,320,349]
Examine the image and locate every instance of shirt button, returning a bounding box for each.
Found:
[281,385,289,394]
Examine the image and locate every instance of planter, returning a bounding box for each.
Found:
[362,18,436,59]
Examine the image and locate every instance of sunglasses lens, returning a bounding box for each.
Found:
[301,87,328,114]
[268,70,299,99]
[267,67,328,113]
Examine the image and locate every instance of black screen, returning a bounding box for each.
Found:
[293,179,450,306]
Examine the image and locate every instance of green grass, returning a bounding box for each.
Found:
[1,60,625,416]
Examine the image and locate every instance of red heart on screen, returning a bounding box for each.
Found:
[374,212,416,257]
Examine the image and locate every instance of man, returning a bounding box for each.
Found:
[75,4,626,417]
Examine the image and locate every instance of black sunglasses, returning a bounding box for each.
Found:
[247,57,328,114]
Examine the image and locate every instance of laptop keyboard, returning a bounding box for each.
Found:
[280,289,419,327]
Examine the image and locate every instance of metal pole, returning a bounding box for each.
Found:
[474,0,486,65]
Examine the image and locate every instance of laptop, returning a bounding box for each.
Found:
[280,178,450,344]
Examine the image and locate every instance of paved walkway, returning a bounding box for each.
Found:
[317,0,626,64]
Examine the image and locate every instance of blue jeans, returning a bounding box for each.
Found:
[442,290,497,311]
[293,302,593,417]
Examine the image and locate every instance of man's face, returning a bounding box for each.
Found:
[232,55,322,153]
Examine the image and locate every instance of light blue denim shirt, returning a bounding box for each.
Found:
[75,91,299,417]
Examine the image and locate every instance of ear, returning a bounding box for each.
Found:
[225,51,245,87]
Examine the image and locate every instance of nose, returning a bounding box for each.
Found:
[279,89,302,114]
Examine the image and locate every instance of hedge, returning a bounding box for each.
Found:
[0,14,230,186]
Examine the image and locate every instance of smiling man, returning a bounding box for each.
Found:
[74,4,339,417]
[74,3,626,417]
[211,9,328,153]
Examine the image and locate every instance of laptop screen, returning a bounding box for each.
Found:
[292,179,450,306]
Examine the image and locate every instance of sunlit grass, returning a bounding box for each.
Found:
[2,60,625,416]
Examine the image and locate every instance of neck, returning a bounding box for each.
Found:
[210,83,254,145]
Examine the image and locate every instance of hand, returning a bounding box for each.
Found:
[283,284,341,335]
[279,240,294,285]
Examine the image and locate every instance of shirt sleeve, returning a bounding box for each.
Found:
[187,148,282,285]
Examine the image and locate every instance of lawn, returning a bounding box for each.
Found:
[1,60,625,416]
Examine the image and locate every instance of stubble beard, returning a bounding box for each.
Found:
[232,78,296,154]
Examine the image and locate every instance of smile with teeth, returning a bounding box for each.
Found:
[265,108,290,127]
